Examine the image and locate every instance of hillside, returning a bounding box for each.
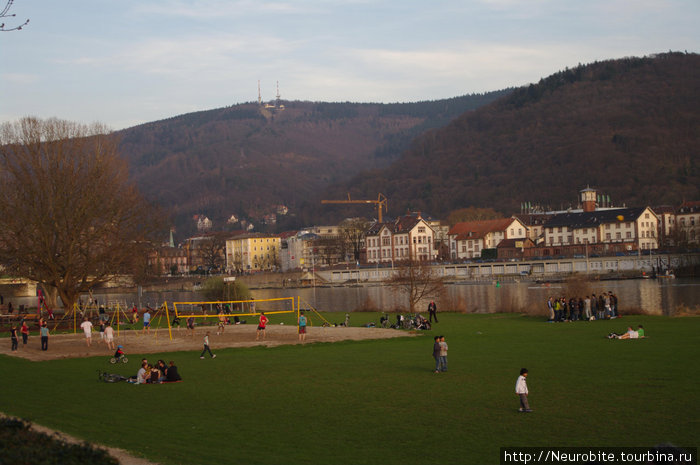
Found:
[117,93,509,237]
[328,52,700,220]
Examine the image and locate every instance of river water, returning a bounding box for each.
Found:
[11,278,697,316]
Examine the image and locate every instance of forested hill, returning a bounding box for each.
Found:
[117,91,510,236]
[326,52,700,220]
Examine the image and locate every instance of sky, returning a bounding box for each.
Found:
[1,0,699,130]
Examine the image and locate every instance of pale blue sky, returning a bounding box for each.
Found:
[2,0,698,129]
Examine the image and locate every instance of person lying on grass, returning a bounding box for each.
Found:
[609,326,646,339]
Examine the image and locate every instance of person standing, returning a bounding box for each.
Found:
[432,336,441,373]
[515,368,532,412]
[80,317,93,347]
[546,297,554,322]
[20,320,29,346]
[104,323,115,350]
[131,304,139,324]
[298,311,307,342]
[584,296,592,320]
[200,331,216,359]
[40,322,49,351]
[428,301,438,323]
[439,335,448,372]
[142,308,151,334]
[256,312,268,341]
[217,308,225,335]
[187,313,196,338]
[10,325,19,351]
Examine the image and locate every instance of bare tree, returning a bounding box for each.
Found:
[339,217,370,262]
[198,233,227,272]
[386,259,446,313]
[315,236,343,265]
[1,0,29,31]
[0,117,160,312]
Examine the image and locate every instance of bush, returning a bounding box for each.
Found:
[0,417,118,464]
[201,277,251,302]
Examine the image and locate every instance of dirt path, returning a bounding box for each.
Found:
[0,324,413,361]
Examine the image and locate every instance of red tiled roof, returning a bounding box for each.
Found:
[448,218,517,238]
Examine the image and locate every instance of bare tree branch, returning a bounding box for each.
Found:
[1,0,29,31]
[386,259,446,313]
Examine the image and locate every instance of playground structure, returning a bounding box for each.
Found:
[1,295,341,344]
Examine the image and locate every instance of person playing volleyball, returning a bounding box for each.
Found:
[298,311,307,342]
[256,312,268,341]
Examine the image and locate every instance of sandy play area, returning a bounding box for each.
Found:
[1,323,414,362]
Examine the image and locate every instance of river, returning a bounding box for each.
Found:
[9,278,698,316]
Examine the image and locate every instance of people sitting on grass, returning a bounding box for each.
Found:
[149,364,161,384]
[128,359,182,384]
[165,361,182,382]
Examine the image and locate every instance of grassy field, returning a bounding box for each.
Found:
[0,313,698,465]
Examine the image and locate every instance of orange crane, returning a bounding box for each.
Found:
[321,193,388,223]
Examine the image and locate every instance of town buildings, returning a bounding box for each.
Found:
[149,188,697,276]
[225,233,281,273]
[364,213,437,264]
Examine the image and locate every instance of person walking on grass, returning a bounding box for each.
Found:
[515,368,532,412]
[428,300,438,323]
[200,331,216,359]
[298,311,307,342]
[256,311,268,341]
[40,322,49,351]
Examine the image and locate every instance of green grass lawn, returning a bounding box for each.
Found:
[1,313,698,465]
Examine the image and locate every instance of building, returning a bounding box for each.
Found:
[364,214,437,264]
[147,246,188,275]
[280,231,318,272]
[448,218,527,260]
[226,233,281,272]
[539,206,659,256]
[675,201,700,245]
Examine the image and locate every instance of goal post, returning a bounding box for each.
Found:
[169,296,298,339]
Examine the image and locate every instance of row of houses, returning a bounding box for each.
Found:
[148,188,700,274]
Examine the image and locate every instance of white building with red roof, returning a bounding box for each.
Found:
[448,218,527,259]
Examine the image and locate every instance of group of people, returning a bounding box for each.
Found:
[8,317,52,352]
[130,358,182,384]
[546,292,619,322]
[79,317,117,349]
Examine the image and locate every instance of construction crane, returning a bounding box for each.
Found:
[321,193,388,223]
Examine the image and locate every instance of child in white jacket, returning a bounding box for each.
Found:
[515,368,532,412]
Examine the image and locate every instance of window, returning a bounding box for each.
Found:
[626,232,631,239]
[644,213,649,219]
[616,232,621,240]
[605,233,611,240]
